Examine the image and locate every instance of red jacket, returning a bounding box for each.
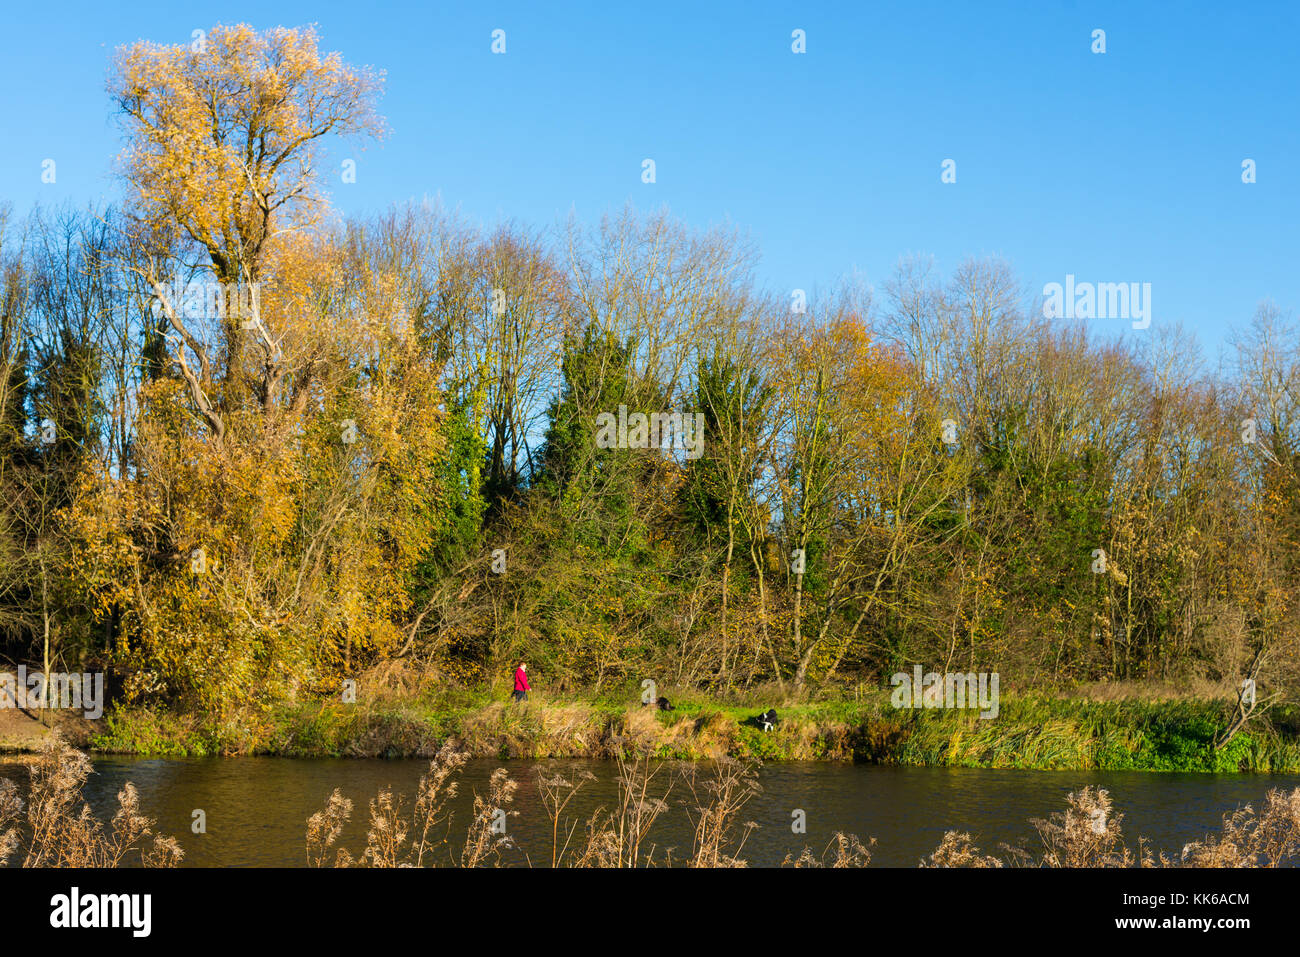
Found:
[514,667,531,692]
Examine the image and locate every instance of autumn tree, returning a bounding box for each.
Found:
[111,22,384,430]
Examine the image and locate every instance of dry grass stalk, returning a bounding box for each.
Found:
[460,767,518,867]
[681,759,760,868]
[921,831,1003,868]
[1147,787,1300,867]
[536,767,597,867]
[571,753,675,867]
[412,744,469,866]
[0,733,182,868]
[305,788,355,867]
[784,832,876,868]
[306,741,468,867]
[999,786,1135,868]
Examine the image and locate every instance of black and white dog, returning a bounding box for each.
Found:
[747,708,778,732]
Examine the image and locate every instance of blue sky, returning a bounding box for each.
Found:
[1,0,1296,354]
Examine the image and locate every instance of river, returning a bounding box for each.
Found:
[3,757,1297,866]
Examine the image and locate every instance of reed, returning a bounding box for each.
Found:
[0,734,181,867]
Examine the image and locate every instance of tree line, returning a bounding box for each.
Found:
[0,25,1296,719]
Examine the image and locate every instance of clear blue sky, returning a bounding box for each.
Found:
[1,0,1296,354]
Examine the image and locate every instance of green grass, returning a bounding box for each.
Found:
[868,697,1300,772]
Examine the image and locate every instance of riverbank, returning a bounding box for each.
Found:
[73,689,1300,773]
[0,708,96,752]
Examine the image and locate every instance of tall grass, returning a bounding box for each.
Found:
[304,747,1300,869]
[0,734,182,867]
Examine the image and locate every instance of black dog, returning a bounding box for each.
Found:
[746,708,778,731]
[657,696,674,711]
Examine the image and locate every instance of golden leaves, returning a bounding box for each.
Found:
[112,23,385,277]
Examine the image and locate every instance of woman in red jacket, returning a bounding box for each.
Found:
[513,662,531,703]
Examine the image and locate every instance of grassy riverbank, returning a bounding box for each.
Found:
[81,689,1300,773]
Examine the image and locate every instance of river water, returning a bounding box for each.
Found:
[3,757,1298,867]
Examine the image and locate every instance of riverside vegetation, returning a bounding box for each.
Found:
[1,25,1299,764]
[4,735,1300,868]
[89,683,1300,774]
